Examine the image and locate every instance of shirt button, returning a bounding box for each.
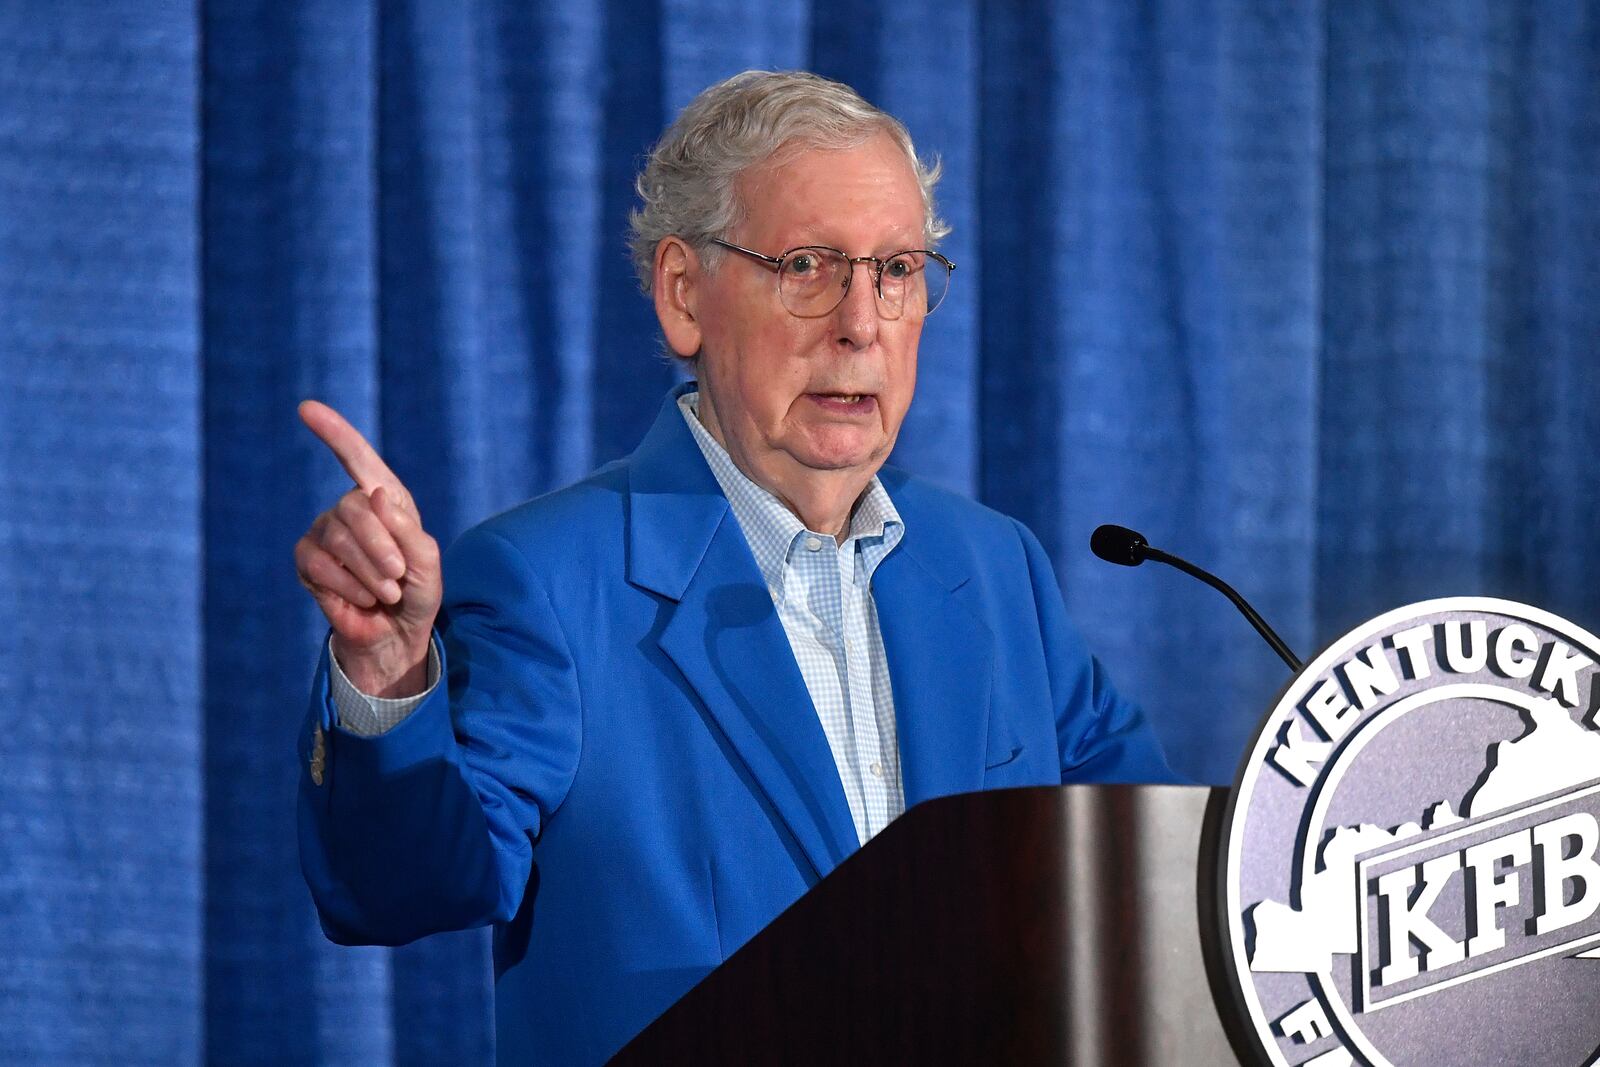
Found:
[804,536,823,552]
[870,761,884,778]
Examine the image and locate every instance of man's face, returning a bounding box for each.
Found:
[688,132,927,500]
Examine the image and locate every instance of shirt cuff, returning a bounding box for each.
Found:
[328,637,441,737]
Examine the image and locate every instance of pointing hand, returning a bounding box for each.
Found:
[293,400,441,697]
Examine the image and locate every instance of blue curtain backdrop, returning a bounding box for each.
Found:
[3,1,1597,1062]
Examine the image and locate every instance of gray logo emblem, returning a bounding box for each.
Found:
[1218,598,1600,1066]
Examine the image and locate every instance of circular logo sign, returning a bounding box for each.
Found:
[1218,598,1600,1066]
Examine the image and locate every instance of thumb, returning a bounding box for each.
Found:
[371,484,442,589]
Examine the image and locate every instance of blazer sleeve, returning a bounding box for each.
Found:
[1012,518,1182,784]
[297,523,584,946]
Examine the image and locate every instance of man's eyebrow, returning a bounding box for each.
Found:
[779,228,924,254]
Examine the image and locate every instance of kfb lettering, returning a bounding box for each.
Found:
[1359,788,1600,1010]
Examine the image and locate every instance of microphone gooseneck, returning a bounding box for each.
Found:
[1089,524,1304,673]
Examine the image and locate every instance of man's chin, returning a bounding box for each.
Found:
[787,436,889,475]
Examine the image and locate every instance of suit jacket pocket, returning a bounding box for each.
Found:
[984,743,1023,770]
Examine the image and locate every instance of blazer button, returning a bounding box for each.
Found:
[310,725,326,786]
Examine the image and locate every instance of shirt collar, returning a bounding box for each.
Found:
[677,390,905,596]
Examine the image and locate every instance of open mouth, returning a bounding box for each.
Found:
[806,392,877,413]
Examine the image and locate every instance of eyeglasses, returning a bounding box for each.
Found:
[710,239,955,320]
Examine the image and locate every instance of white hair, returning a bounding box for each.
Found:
[628,69,950,293]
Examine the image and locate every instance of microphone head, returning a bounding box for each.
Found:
[1090,524,1149,567]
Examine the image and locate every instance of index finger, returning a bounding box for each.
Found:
[298,399,400,493]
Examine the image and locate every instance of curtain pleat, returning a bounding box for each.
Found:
[201,2,395,1063]
[0,6,203,1064]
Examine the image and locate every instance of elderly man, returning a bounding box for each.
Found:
[295,70,1171,1065]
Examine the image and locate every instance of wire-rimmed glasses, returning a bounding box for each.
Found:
[711,239,955,319]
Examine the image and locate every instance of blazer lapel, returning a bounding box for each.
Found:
[626,388,860,881]
[871,515,996,810]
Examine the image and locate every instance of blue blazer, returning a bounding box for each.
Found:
[299,386,1171,1065]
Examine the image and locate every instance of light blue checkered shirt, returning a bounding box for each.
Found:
[330,390,908,844]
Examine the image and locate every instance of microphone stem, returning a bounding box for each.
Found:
[1142,547,1304,673]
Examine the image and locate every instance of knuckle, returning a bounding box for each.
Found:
[385,493,417,525]
[305,553,339,585]
[336,490,370,522]
[296,537,328,574]
[320,519,353,552]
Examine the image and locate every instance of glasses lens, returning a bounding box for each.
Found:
[879,252,950,318]
[777,248,851,317]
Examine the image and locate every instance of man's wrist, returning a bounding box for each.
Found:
[331,636,432,699]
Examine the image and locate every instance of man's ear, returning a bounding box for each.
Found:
[652,237,703,359]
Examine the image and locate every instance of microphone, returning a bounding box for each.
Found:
[1090,524,1303,673]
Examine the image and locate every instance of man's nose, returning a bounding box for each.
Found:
[833,261,881,349]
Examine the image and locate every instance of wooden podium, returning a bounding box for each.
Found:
[613,784,1250,1065]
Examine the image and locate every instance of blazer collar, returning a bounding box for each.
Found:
[871,467,997,809]
[625,383,729,602]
